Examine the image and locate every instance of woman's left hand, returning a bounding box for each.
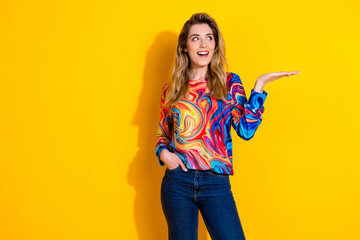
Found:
[254,71,300,93]
[258,71,300,85]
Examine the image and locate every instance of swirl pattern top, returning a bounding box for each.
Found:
[155,72,268,175]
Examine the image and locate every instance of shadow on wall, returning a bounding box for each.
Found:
[127,31,210,240]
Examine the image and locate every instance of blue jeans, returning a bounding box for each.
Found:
[161,165,246,240]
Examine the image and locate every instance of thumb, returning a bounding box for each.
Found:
[178,161,188,172]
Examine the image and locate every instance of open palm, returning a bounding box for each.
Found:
[258,71,300,85]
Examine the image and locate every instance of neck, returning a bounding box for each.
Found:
[189,66,208,80]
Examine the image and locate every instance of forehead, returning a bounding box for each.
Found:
[188,23,213,35]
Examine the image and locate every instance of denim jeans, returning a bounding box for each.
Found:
[161,165,246,240]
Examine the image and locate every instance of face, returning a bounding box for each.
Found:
[184,23,216,69]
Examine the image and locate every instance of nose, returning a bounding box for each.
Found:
[200,39,207,48]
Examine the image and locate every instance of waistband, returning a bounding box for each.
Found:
[166,165,230,177]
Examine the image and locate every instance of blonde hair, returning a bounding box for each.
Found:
[165,12,230,106]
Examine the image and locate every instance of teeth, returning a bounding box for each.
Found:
[197,52,209,55]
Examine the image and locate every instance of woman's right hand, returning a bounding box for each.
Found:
[160,149,188,172]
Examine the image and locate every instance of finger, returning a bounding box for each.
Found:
[179,161,188,172]
[271,72,291,78]
[285,71,301,76]
[276,71,300,77]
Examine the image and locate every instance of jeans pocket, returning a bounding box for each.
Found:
[167,165,181,172]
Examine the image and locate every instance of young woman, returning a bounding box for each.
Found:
[155,12,300,240]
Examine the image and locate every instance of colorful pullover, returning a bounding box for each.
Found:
[155,72,268,175]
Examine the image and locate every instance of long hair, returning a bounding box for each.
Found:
[165,12,230,106]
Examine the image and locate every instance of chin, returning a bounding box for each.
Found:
[194,63,209,68]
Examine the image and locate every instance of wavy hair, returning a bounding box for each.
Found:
[164,12,230,106]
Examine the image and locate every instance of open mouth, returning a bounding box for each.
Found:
[197,51,209,57]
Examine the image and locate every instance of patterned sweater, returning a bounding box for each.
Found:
[155,72,267,175]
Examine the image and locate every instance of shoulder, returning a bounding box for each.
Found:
[226,72,243,90]
[226,72,242,82]
[161,83,170,95]
[158,83,171,106]
[162,82,170,90]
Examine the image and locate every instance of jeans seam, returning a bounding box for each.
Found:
[201,211,215,240]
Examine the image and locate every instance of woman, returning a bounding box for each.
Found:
[155,12,300,240]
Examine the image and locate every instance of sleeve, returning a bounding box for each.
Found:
[155,83,173,166]
[230,73,268,140]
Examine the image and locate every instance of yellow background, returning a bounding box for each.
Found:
[1,0,359,239]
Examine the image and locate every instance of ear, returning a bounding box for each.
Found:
[184,47,187,52]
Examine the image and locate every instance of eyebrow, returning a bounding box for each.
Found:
[189,33,213,38]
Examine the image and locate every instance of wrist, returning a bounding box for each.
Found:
[160,149,170,162]
[254,79,265,94]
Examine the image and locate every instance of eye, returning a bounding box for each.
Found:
[191,36,213,41]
